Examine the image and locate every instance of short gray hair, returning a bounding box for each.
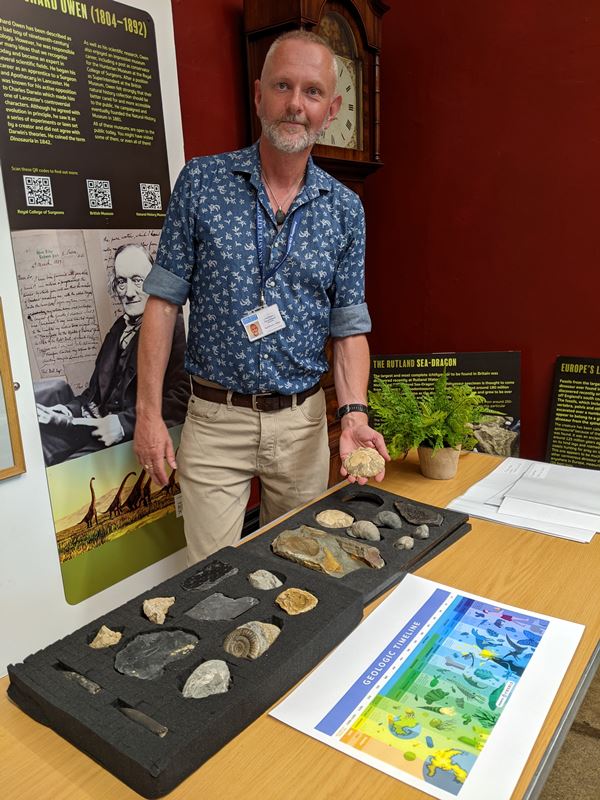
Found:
[262,29,338,90]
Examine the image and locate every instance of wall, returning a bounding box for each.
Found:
[364,2,600,459]
[0,0,188,677]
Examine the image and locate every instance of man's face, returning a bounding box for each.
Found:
[255,40,341,154]
[114,247,152,318]
[249,323,260,337]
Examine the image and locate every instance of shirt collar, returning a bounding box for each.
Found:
[231,141,333,200]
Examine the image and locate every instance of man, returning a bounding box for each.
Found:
[36,243,189,466]
[134,30,389,562]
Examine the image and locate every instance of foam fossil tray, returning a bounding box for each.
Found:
[244,484,471,604]
[7,545,363,798]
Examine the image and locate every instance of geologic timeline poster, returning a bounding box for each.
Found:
[0,0,187,603]
[272,575,583,800]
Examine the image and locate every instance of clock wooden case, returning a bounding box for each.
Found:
[243,0,389,196]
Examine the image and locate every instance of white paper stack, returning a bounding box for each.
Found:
[447,457,600,542]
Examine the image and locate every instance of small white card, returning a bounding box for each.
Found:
[241,304,286,341]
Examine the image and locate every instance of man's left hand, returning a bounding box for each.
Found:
[339,422,390,485]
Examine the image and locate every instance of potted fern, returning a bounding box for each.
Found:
[368,372,494,479]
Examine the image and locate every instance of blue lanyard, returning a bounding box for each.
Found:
[256,196,304,305]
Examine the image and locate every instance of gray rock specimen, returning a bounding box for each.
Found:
[473,417,519,457]
[272,525,384,578]
[372,510,403,529]
[114,630,198,680]
[343,447,386,478]
[394,499,443,526]
[182,659,231,699]
[248,569,282,590]
[223,621,280,660]
[63,670,102,695]
[143,596,175,624]
[394,535,415,551]
[414,524,430,539]
[315,509,354,528]
[346,520,381,541]
[181,560,238,591]
[185,592,259,621]
[275,588,318,615]
[119,706,168,738]
[89,625,122,648]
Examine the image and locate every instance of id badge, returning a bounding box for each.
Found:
[241,304,286,341]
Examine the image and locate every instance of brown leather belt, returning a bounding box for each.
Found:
[191,381,320,412]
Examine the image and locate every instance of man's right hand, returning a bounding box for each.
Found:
[133,414,177,487]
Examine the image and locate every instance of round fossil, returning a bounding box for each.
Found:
[248,569,282,590]
[275,588,318,615]
[315,509,354,528]
[414,524,430,539]
[372,510,403,530]
[346,520,381,541]
[223,621,280,660]
[394,535,415,551]
[343,447,386,478]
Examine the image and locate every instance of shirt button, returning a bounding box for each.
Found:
[262,353,269,359]
[267,279,275,287]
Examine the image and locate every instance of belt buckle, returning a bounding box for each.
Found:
[252,393,277,412]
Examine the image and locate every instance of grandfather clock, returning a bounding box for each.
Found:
[243,0,389,483]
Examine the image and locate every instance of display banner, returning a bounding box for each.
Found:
[370,352,521,457]
[0,0,188,603]
[546,355,600,469]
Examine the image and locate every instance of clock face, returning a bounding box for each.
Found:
[319,55,361,150]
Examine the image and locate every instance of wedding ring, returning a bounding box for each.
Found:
[143,464,150,470]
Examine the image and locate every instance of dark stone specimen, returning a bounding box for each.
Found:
[181,560,238,592]
[63,670,102,695]
[394,499,443,526]
[119,706,168,738]
[185,593,259,621]
[114,630,198,680]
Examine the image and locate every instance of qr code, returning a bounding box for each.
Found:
[140,182,161,210]
[23,175,53,207]
[86,179,112,209]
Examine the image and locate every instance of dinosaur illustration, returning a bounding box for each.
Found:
[162,465,179,496]
[124,469,146,511]
[106,471,136,518]
[80,477,98,528]
[142,474,152,507]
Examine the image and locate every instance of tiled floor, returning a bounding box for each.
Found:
[538,667,600,799]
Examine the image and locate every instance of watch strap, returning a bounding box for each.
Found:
[336,403,369,420]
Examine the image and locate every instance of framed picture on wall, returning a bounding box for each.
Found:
[0,298,25,479]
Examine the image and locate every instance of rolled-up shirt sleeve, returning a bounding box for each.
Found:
[329,193,371,338]
[143,159,202,305]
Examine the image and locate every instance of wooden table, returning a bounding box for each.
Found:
[2,452,599,800]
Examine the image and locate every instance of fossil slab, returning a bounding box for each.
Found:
[372,510,403,529]
[343,447,386,478]
[223,621,280,660]
[248,569,282,590]
[315,509,354,528]
[185,593,258,621]
[272,525,384,578]
[143,596,175,624]
[414,524,430,539]
[275,588,318,615]
[181,560,238,592]
[347,520,381,541]
[182,659,231,699]
[394,499,443,526]
[90,625,122,649]
[114,630,198,680]
[394,535,415,551]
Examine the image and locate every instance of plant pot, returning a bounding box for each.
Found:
[417,445,461,480]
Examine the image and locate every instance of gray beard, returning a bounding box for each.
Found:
[260,117,326,154]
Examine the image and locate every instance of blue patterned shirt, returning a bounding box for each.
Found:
[144,143,371,394]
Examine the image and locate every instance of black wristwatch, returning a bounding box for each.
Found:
[336,403,369,420]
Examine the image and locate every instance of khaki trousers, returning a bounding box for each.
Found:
[177,388,330,564]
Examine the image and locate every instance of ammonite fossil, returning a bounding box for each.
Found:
[222,621,280,660]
